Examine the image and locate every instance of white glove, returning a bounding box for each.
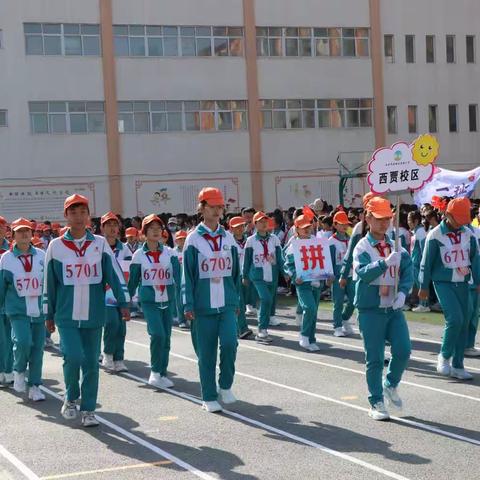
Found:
[392,292,406,310]
[385,251,401,267]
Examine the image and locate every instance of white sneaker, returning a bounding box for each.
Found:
[246,305,257,316]
[269,316,282,327]
[148,371,174,389]
[102,354,115,371]
[81,411,100,427]
[28,386,46,402]
[383,384,403,410]
[412,305,431,313]
[299,335,311,350]
[130,311,139,318]
[295,313,302,326]
[202,400,223,413]
[255,330,272,343]
[450,368,473,380]
[61,400,78,420]
[368,401,390,421]
[160,376,174,388]
[464,347,480,357]
[402,304,411,311]
[13,372,26,393]
[218,388,237,404]
[342,322,354,336]
[114,361,128,373]
[4,373,14,384]
[437,353,451,376]
[307,343,321,352]
[333,327,346,337]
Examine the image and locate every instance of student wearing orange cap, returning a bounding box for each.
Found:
[0,219,46,401]
[128,215,180,389]
[420,197,480,379]
[174,229,189,329]
[243,212,285,343]
[229,216,253,339]
[0,216,14,386]
[284,215,323,351]
[353,197,413,420]
[182,188,241,412]
[329,211,355,337]
[43,194,130,427]
[101,212,131,373]
[124,227,140,256]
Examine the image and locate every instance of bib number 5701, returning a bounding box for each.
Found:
[65,263,100,279]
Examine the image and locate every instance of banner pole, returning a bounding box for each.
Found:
[394,194,400,297]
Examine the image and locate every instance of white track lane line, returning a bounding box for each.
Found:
[39,385,216,480]
[124,338,480,447]
[117,370,411,480]
[0,444,40,480]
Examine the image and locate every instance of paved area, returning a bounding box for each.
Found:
[1,304,479,480]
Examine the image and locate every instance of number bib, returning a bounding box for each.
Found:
[141,264,173,286]
[14,273,42,297]
[198,251,233,280]
[371,265,397,286]
[440,244,470,269]
[63,258,102,285]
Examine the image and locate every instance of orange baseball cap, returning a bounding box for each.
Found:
[333,211,351,225]
[0,216,7,226]
[198,187,225,206]
[175,230,188,240]
[366,197,393,219]
[294,215,313,229]
[11,218,34,232]
[125,227,138,237]
[101,211,119,226]
[229,216,247,229]
[141,214,164,234]
[64,194,89,214]
[446,197,472,226]
[362,192,376,208]
[42,224,52,231]
[32,237,44,248]
[253,211,269,223]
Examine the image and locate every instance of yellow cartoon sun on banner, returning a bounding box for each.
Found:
[411,134,440,166]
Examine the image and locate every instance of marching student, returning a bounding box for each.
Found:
[353,197,413,421]
[243,212,284,343]
[174,229,189,329]
[229,216,253,339]
[419,197,480,379]
[284,215,322,351]
[182,188,240,413]
[0,218,46,401]
[0,216,14,387]
[465,219,480,357]
[128,215,180,389]
[43,194,130,427]
[329,211,355,337]
[124,227,140,256]
[101,212,131,373]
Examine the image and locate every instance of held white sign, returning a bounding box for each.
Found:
[292,237,334,282]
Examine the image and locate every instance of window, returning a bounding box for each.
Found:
[428,105,438,133]
[405,35,415,63]
[446,35,456,63]
[113,25,243,57]
[386,106,397,134]
[469,104,477,132]
[0,29,3,49]
[408,105,417,133]
[448,104,458,132]
[426,35,435,63]
[256,27,369,58]
[117,100,247,133]
[466,36,475,63]
[260,98,373,130]
[0,110,7,127]
[384,35,394,62]
[24,23,101,56]
[29,101,105,134]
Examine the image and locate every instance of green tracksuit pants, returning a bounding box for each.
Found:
[332,278,355,328]
[190,310,238,401]
[466,289,479,349]
[10,318,45,386]
[142,303,172,376]
[253,281,276,330]
[247,283,258,308]
[236,283,250,335]
[297,284,321,343]
[358,308,411,406]
[434,281,470,368]
[0,314,13,375]
[103,307,126,361]
[175,286,185,324]
[58,326,102,412]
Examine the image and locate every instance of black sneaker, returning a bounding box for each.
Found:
[239,329,253,339]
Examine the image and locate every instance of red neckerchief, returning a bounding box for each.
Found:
[235,237,246,249]
[259,238,270,257]
[18,254,33,272]
[446,231,462,245]
[146,250,162,263]
[375,242,390,258]
[61,236,92,257]
[203,234,221,252]
[332,233,349,247]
